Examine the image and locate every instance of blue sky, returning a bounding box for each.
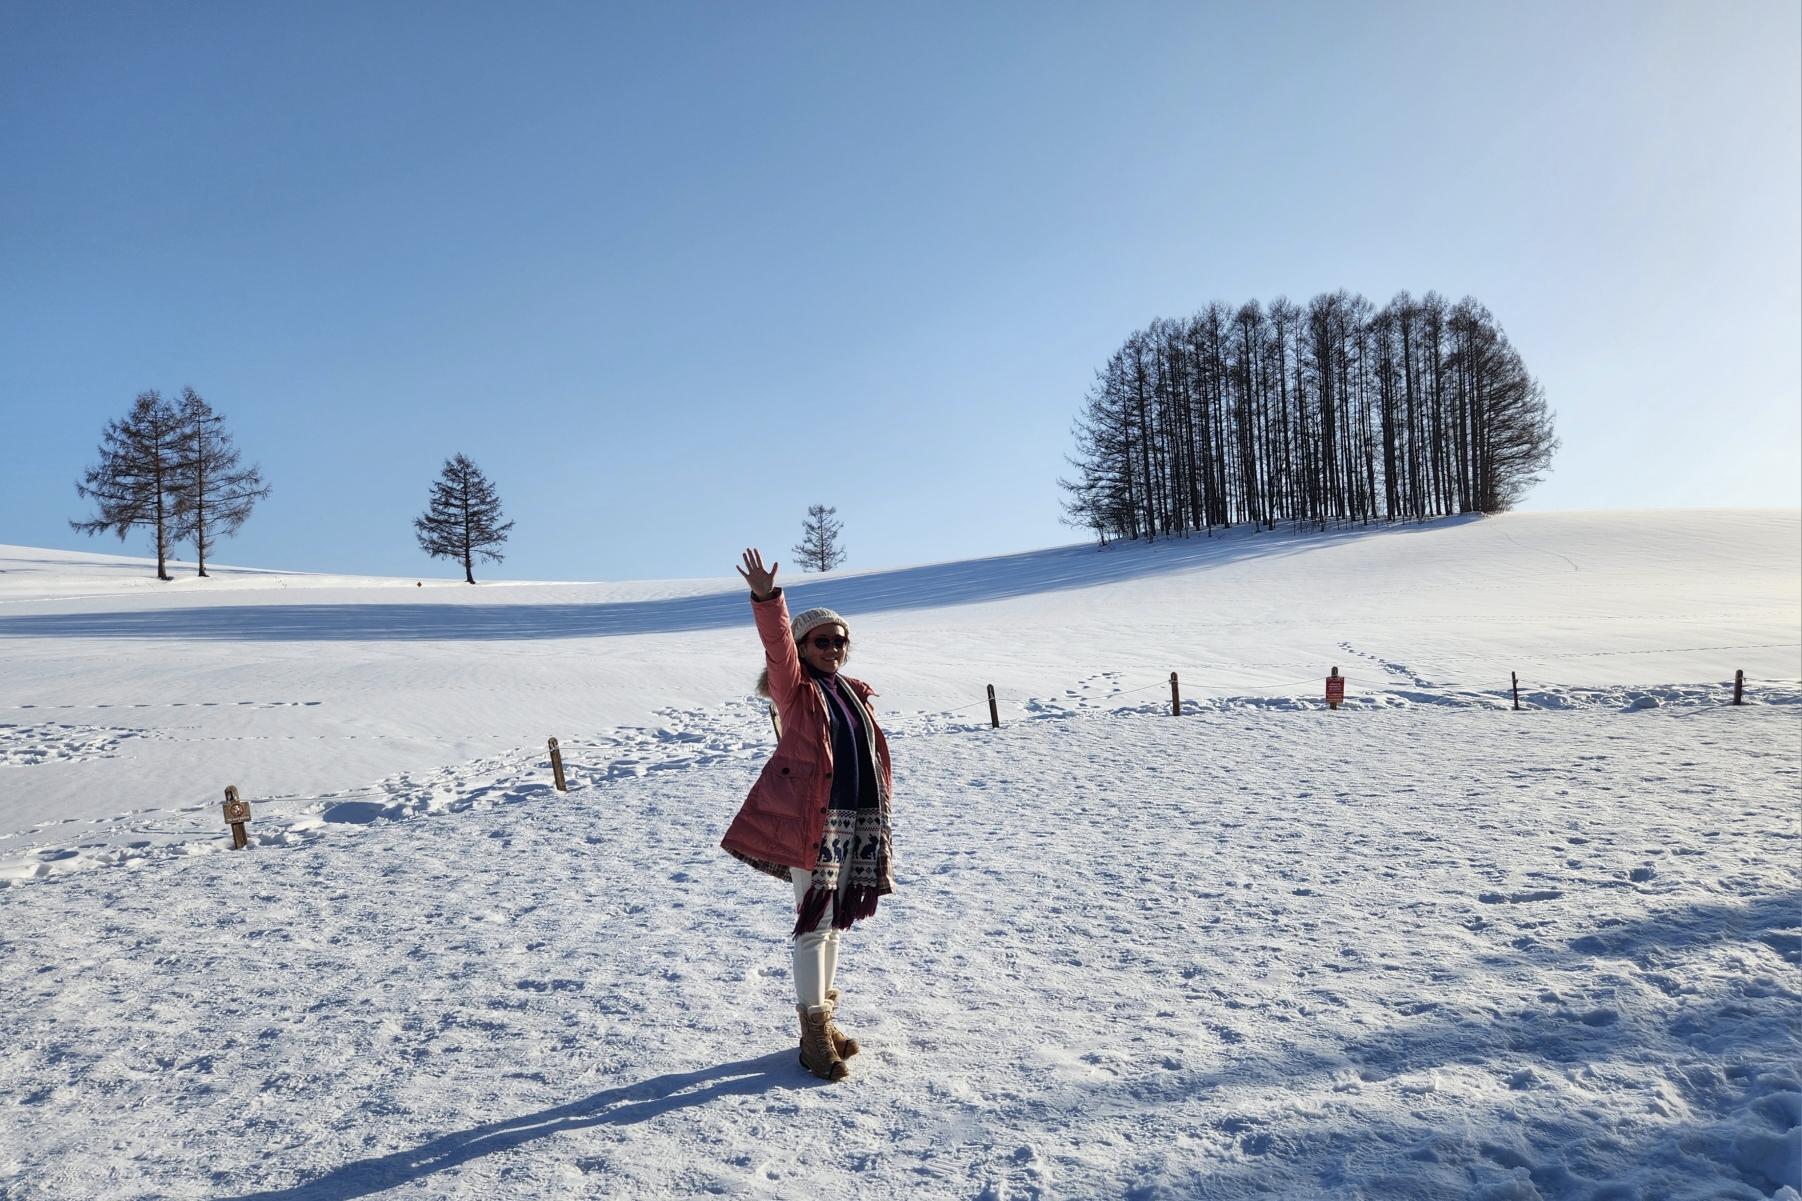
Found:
[2,2,1796,581]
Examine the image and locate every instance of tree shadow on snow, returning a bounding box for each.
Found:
[0,519,1477,642]
[219,1049,811,1201]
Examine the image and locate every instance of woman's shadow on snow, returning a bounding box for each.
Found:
[221,1049,809,1201]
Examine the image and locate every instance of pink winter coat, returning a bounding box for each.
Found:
[719,590,896,887]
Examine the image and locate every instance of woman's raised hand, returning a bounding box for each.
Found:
[736,548,778,600]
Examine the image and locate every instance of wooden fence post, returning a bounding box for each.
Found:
[222,785,251,849]
[987,684,1000,729]
[548,737,567,792]
[1733,670,1744,706]
[1512,672,1521,711]
[1327,666,1341,711]
[1170,672,1181,716]
[768,704,783,739]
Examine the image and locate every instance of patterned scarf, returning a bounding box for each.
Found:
[792,673,886,936]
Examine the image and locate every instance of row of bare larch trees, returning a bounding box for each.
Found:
[1061,291,1558,542]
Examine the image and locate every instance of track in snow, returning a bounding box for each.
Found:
[1,699,1796,1200]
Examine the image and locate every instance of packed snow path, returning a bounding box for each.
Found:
[2,700,1796,1200]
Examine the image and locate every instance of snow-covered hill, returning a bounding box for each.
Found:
[0,511,1797,1198]
[2,509,1795,841]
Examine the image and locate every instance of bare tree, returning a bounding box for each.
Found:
[1061,291,1556,542]
[792,504,847,572]
[71,391,187,580]
[414,454,513,584]
[172,388,269,577]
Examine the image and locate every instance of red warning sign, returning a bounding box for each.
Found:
[1325,675,1345,703]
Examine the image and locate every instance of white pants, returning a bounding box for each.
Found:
[792,867,853,1008]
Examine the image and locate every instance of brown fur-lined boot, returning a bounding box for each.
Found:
[825,989,860,1059]
[796,1004,849,1081]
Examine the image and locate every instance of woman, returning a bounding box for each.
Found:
[721,548,895,1082]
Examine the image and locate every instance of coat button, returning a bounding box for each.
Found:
[824,771,832,778]
[819,807,827,814]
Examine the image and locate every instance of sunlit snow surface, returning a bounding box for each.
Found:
[0,512,1797,1199]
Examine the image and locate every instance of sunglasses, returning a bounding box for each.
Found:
[808,635,849,650]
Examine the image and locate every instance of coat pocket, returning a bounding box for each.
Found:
[754,757,815,818]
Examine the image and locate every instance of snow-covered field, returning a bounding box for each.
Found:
[1,511,1797,1199]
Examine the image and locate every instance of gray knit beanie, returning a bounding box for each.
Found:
[790,607,849,643]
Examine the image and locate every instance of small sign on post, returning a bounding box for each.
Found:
[1326,667,1344,710]
[222,785,251,849]
[1170,672,1181,717]
[548,737,568,792]
[987,684,1000,729]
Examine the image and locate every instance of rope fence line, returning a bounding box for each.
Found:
[208,657,1790,845]
[210,745,554,849]
[962,661,1790,728]
[1388,641,1801,664]
[1210,675,1338,694]
[937,672,1344,716]
[210,736,695,830]
[244,786,389,808]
